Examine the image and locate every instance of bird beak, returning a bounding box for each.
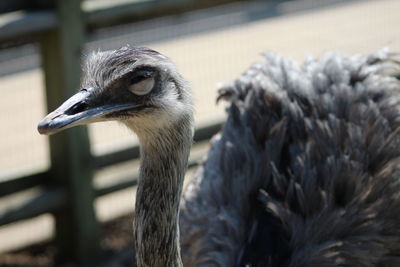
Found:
[37,89,139,135]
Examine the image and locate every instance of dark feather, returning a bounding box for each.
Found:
[180,50,400,267]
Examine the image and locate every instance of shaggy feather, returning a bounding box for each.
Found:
[180,50,400,267]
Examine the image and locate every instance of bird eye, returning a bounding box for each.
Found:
[129,75,146,84]
[129,72,154,95]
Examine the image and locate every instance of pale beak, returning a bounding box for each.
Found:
[37,89,140,135]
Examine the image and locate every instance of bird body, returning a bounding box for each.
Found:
[38,47,400,266]
[180,50,400,266]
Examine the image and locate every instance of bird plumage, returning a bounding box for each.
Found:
[180,50,400,266]
[38,47,400,267]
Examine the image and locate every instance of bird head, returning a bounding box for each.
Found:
[38,46,193,137]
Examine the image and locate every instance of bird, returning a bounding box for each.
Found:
[38,46,400,267]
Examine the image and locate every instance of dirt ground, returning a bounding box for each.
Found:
[0,214,135,267]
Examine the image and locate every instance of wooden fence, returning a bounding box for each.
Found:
[0,0,229,265]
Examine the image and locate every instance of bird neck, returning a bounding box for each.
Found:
[130,116,193,267]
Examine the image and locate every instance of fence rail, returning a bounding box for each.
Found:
[0,0,236,43]
[0,0,226,265]
[0,128,219,225]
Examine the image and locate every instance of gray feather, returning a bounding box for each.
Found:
[180,50,400,267]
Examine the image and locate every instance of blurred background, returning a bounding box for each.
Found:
[0,0,399,266]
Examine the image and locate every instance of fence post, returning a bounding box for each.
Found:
[39,0,100,265]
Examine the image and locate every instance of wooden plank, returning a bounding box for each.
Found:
[193,122,222,143]
[95,145,140,169]
[85,0,236,29]
[0,10,57,42]
[94,121,222,168]
[0,187,66,226]
[0,1,55,14]
[39,0,100,265]
[96,176,138,197]
[95,139,210,196]
[0,171,49,197]
[86,0,194,27]
[94,157,204,197]
[0,0,240,43]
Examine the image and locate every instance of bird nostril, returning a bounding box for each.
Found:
[65,101,88,115]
